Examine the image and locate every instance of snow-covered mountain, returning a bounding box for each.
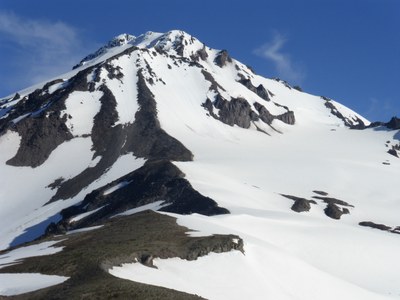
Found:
[1,30,399,299]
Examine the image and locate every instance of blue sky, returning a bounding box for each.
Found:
[0,0,399,121]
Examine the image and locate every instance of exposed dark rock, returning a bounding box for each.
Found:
[121,70,193,161]
[293,85,303,92]
[203,93,295,130]
[214,50,232,67]
[312,196,354,207]
[280,194,316,213]
[191,44,209,62]
[359,221,392,231]
[49,160,229,233]
[104,63,124,81]
[368,121,386,128]
[238,78,271,101]
[291,198,312,212]
[174,35,185,56]
[42,79,65,91]
[139,254,155,268]
[201,70,225,92]
[276,111,296,125]
[213,95,256,128]
[12,93,21,100]
[253,102,295,125]
[6,110,73,168]
[325,100,366,129]
[184,234,244,260]
[388,148,399,157]
[202,98,219,119]
[392,226,400,234]
[253,102,274,124]
[46,177,65,190]
[386,117,400,130]
[197,45,208,60]
[282,193,350,219]
[312,190,329,196]
[274,78,292,89]
[321,96,331,101]
[324,203,344,219]
[91,85,120,156]
[256,84,272,101]
[246,65,255,73]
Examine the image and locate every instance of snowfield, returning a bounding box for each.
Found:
[0,241,68,296]
[0,273,68,296]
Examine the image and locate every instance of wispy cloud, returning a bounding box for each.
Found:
[0,11,90,95]
[254,32,305,85]
[364,97,397,122]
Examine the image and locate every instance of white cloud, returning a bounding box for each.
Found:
[364,97,397,122]
[254,32,305,85]
[0,11,90,94]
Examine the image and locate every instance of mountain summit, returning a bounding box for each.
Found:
[0,30,399,299]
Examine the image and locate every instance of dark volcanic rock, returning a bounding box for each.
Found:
[196,44,208,60]
[6,112,73,168]
[359,221,392,231]
[324,100,366,129]
[291,198,312,212]
[253,102,295,125]
[238,78,271,101]
[313,190,329,196]
[202,98,219,118]
[191,44,209,62]
[388,148,399,157]
[324,203,344,219]
[214,50,232,67]
[386,117,400,130]
[253,102,274,124]
[256,84,271,101]
[201,70,225,93]
[50,160,229,233]
[213,95,257,128]
[203,94,295,130]
[280,194,316,213]
[121,70,193,161]
[276,111,295,125]
[312,196,354,207]
[342,208,350,214]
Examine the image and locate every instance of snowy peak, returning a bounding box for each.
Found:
[1,28,400,300]
[73,33,136,69]
[73,30,211,70]
[109,33,136,46]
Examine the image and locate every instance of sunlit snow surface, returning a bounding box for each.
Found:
[0,241,64,269]
[0,240,68,296]
[0,273,68,296]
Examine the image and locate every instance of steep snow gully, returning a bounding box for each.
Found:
[0,30,400,299]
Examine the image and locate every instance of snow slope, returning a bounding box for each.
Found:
[0,240,68,296]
